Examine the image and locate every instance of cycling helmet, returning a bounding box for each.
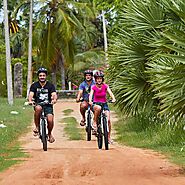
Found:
[37,67,48,75]
[94,70,104,78]
[84,70,93,76]
[94,70,104,81]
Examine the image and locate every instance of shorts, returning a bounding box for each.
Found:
[34,105,54,115]
[92,102,110,112]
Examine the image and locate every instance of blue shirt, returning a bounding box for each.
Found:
[79,80,95,101]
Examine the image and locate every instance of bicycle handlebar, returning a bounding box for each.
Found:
[28,101,52,106]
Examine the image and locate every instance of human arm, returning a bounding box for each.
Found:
[28,91,35,105]
[76,89,83,102]
[51,92,57,104]
[50,83,57,104]
[107,86,116,102]
[89,88,94,106]
[28,83,35,104]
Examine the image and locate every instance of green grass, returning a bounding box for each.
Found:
[0,98,33,172]
[61,117,83,140]
[63,109,74,116]
[114,113,185,169]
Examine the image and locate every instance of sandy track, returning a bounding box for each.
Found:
[0,100,184,185]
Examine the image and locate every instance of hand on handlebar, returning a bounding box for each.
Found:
[51,99,57,104]
[89,101,93,106]
[76,97,84,103]
[28,101,35,106]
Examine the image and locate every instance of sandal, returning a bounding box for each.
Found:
[48,135,55,143]
[80,120,86,126]
[108,139,114,144]
[33,128,39,137]
[92,124,97,135]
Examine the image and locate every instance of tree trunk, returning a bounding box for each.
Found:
[26,0,33,98]
[102,10,108,62]
[59,55,65,90]
[51,65,57,89]
[3,0,13,105]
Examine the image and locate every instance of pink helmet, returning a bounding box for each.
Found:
[94,71,104,81]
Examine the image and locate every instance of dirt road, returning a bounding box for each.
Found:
[0,100,184,185]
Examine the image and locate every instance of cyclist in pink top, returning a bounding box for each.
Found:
[89,70,116,143]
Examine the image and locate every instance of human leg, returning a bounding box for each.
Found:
[79,101,88,126]
[92,104,101,131]
[33,105,42,136]
[45,106,55,143]
[105,110,112,143]
[47,114,55,143]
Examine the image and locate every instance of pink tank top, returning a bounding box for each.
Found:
[92,84,108,103]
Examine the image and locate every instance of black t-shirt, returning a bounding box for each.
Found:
[29,81,56,103]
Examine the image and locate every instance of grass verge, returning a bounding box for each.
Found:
[61,117,83,140]
[0,98,33,172]
[114,114,185,170]
[63,109,74,116]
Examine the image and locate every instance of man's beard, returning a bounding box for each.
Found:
[39,78,46,83]
[86,78,92,82]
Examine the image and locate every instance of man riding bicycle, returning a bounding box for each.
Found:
[76,70,95,126]
[28,67,57,143]
[89,70,116,143]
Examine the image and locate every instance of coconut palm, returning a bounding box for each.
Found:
[27,0,33,97]
[32,0,99,89]
[3,0,13,104]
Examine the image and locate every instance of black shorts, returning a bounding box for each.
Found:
[34,105,54,115]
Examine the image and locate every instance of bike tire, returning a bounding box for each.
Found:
[86,112,91,141]
[41,119,47,151]
[97,125,103,149]
[103,116,109,150]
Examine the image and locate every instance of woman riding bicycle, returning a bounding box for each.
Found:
[89,70,116,143]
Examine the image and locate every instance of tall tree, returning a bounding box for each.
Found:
[33,0,98,89]
[26,0,33,97]
[3,0,13,104]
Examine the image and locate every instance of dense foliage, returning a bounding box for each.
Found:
[108,0,185,124]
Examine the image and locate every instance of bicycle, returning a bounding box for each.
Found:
[95,102,111,150]
[30,101,50,151]
[78,99,93,141]
[85,104,93,141]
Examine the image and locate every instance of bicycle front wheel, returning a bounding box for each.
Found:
[86,112,91,141]
[103,116,109,150]
[97,124,103,149]
[41,119,47,151]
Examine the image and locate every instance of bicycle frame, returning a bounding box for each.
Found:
[86,104,92,141]
[36,102,50,151]
[96,103,109,150]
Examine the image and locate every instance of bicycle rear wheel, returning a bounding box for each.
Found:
[86,112,91,141]
[97,124,103,149]
[41,119,47,151]
[103,116,109,150]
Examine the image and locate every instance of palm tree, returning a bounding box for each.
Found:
[108,0,185,123]
[26,0,33,97]
[3,0,13,105]
[32,0,98,89]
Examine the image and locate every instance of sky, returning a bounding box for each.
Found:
[0,9,3,23]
